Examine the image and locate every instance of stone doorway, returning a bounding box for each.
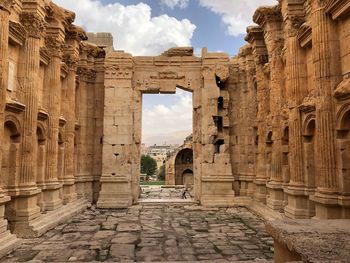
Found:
[139,88,194,202]
[97,48,236,208]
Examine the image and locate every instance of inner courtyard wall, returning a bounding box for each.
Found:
[229,0,350,219]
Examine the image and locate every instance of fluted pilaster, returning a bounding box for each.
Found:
[19,13,45,187]
[313,4,338,193]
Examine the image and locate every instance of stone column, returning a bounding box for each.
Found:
[42,35,64,211]
[254,6,285,211]
[10,12,44,235]
[281,1,311,218]
[311,0,341,219]
[62,52,79,204]
[245,26,269,204]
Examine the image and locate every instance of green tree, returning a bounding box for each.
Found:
[140,154,157,177]
[158,164,165,181]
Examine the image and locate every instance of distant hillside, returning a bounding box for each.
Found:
[142,130,191,146]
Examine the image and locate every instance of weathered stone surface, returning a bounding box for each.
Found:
[2,205,273,262]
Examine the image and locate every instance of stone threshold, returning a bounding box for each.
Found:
[138,198,198,206]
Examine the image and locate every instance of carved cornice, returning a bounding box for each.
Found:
[20,12,46,39]
[297,23,312,48]
[0,0,13,13]
[5,100,25,114]
[38,108,49,121]
[245,26,264,44]
[40,47,50,66]
[61,62,68,78]
[9,20,26,46]
[326,0,350,20]
[253,5,283,28]
[59,116,66,127]
[334,77,350,101]
[46,2,75,28]
[67,25,87,41]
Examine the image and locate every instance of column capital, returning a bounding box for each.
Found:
[20,12,46,39]
[63,53,79,71]
[45,36,64,58]
[0,0,13,13]
[253,5,283,29]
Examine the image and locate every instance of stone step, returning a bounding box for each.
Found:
[23,198,89,238]
[138,198,198,206]
[0,230,21,258]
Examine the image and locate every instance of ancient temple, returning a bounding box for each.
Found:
[0,0,349,261]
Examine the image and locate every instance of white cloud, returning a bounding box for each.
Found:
[160,0,189,9]
[142,89,192,145]
[198,0,277,36]
[54,0,196,56]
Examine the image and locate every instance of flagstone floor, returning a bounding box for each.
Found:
[1,204,274,262]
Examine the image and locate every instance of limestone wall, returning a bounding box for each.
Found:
[0,0,105,239]
[229,0,350,219]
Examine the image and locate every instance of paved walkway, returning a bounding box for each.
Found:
[140,186,194,200]
[1,205,274,262]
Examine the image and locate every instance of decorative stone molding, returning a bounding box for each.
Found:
[63,53,79,71]
[5,100,25,114]
[38,109,49,121]
[0,0,13,13]
[104,65,133,80]
[9,21,26,46]
[77,67,97,82]
[334,77,350,101]
[161,47,193,57]
[59,116,66,127]
[326,0,350,20]
[253,5,283,28]
[40,47,50,66]
[67,25,87,41]
[298,23,312,48]
[60,63,68,78]
[20,12,46,39]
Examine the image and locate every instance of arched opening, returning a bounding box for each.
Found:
[266,131,273,179]
[337,110,350,194]
[282,126,290,206]
[303,118,316,189]
[2,120,21,190]
[57,132,65,182]
[36,126,46,186]
[175,148,193,185]
[2,120,21,225]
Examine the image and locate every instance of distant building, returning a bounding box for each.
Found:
[141,143,179,172]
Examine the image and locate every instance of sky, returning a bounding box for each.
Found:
[54,0,277,145]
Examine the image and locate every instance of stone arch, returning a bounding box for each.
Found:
[174,148,193,185]
[2,119,21,189]
[57,131,65,181]
[36,125,47,185]
[302,114,316,189]
[335,106,350,194]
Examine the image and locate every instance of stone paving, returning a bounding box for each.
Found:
[140,186,194,200]
[1,205,274,262]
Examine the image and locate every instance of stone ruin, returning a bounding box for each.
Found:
[0,0,350,261]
